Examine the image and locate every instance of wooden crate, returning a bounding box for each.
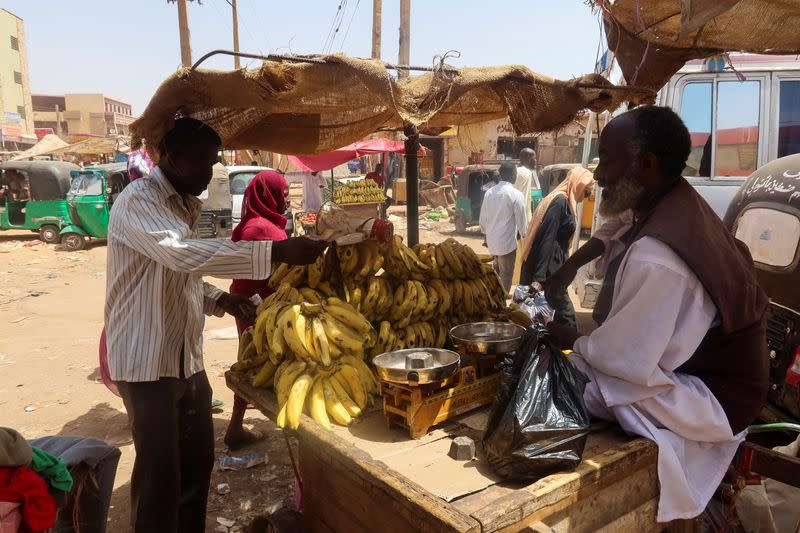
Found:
[227,371,662,533]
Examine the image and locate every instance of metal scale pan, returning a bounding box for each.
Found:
[372,348,460,385]
[449,322,526,354]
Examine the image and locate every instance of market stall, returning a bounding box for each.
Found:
[130,50,664,531]
[222,234,667,531]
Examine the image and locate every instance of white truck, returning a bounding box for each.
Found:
[577,53,800,308]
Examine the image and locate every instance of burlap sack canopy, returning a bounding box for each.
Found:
[594,0,800,90]
[130,54,653,159]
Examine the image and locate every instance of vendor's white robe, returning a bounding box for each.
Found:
[571,236,745,522]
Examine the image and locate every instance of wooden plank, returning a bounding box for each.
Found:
[469,438,658,532]
[524,464,659,532]
[227,371,481,533]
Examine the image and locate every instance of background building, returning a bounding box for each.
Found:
[32,93,134,141]
[0,8,35,149]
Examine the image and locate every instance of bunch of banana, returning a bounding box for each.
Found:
[333,179,386,205]
[338,240,384,280]
[273,356,377,429]
[481,263,510,309]
[383,235,431,281]
[494,303,534,327]
[371,319,449,355]
[446,278,496,322]
[357,276,394,322]
[267,263,308,289]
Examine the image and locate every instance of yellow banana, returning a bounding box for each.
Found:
[276,360,307,408]
[267,263,291,289]
[307,254,324,288]
[440,242,464,279]
[435,245,454,280]
[338,365,367,408]
[434,320,447,348]
[396,281,417,329]
[361,278,381,319]
[356,241,375,279]
[411,281,428,319]
[322,378,352,426]
[276,402,288,428]
[281,305,313,360]
[251,360,278,388]
[237,327,254,360]
[341,244,360,274]
[286,373,314,430]
[307,377,330,428]
[325,298,373,335]
[328,375,362,417]
[340,356,377,395]
[299,287,323,305]
[317,281,336,298]
[230,354,268,373]
[389,282,407,321]
[311,316,332,366]
[320,315,365,356]
[253,310,271,356]
[282,264,307,287]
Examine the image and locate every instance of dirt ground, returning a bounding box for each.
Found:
[1,183,532,532]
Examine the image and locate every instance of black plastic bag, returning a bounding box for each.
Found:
[483,328,591,481]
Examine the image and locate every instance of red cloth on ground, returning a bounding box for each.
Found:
[229,170,288,333]
[0,467,56,532]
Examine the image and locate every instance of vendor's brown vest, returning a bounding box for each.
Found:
[593,178,768,434]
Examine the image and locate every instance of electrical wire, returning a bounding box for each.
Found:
[338,0,362,52]
[323,0,348,53]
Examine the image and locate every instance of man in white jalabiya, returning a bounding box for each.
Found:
[547,106,769,522]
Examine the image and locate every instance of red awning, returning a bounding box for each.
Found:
[287,138,427,172]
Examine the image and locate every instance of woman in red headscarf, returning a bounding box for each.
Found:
[224,170,290,448]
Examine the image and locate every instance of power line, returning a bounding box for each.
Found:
[323,0,349,53]
[339,0,362,52]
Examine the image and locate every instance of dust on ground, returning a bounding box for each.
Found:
[0,186,586,531]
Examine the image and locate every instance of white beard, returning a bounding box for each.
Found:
[599,170,645,217]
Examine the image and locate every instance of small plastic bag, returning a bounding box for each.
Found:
[518,292,555,325]
[512,284,532,303]
[483,328,591,481]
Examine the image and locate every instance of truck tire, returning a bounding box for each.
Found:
[39,225,61,244]
[62,233,86,251]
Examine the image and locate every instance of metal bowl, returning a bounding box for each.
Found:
[372,348,460,385]
[449,322,526,354]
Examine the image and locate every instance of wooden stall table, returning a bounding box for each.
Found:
[226,371,662,533]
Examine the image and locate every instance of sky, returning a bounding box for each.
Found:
[4,0,605,114]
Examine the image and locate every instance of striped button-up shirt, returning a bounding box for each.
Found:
[105,167,273,382]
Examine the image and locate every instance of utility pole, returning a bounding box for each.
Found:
[398,0,410,77]
[371,0,382,59]
[176,0,192,67]
[232,0,241,68]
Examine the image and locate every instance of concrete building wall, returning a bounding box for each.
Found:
[0,8,33,136]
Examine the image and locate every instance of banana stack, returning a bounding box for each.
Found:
[332,179,386,204]
[232,236,519,431]
[236,289,378,429]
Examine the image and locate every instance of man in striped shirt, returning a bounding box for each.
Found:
[105,118,326,532]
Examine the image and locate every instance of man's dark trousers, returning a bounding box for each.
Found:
[118,370,214,533]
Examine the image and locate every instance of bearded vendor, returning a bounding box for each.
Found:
[546,106,769,522]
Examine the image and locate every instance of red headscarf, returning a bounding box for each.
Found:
[231,170,288,243]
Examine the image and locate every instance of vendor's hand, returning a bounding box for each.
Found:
[272,237,328,265]
[546,322,582,351]
[218,293,257,322]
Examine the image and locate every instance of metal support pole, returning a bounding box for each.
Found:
[404,124,420,246]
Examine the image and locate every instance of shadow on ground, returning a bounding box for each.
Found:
[55,403,296,532]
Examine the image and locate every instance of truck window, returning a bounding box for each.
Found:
[715,80,760,177]
[778,80,800,158]
[679,82,712,177]
[735,207,800,268]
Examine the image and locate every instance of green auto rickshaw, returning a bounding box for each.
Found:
[59,163,130,250]
[0,160,79,243]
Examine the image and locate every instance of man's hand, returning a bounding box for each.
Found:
[272,237,328,265]
[217,293,257,322]
[547,322,582,350]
